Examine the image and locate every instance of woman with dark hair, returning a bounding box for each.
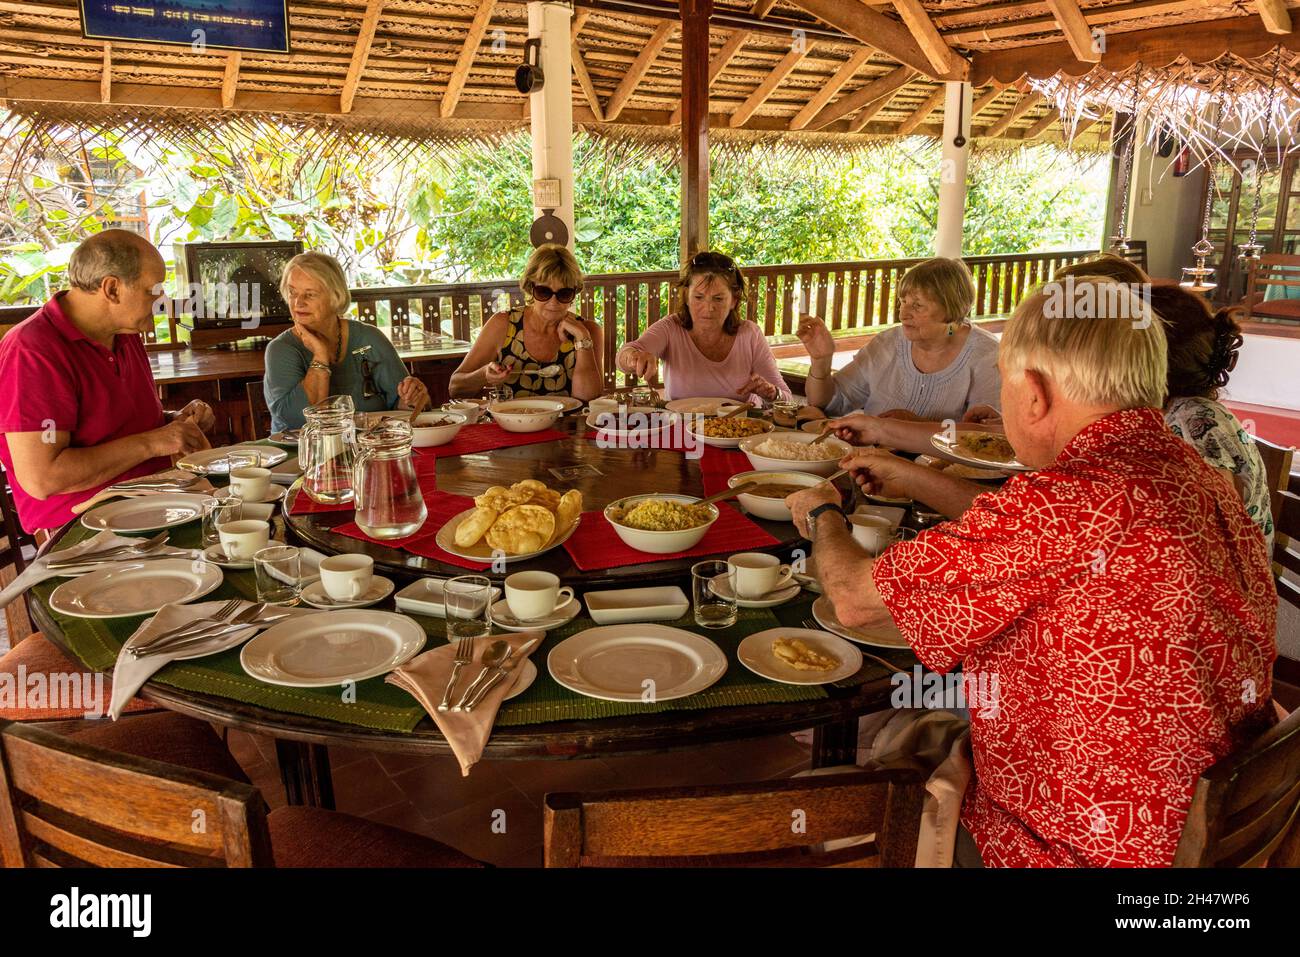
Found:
[616,251,790,403]
[1148,283,1272,550]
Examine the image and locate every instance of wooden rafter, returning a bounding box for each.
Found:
[99,43,110,105]
[1258,0,1293,33]
[1045,0,1101,63]
[848,90,897,132]
[604,19,674,122]
[981,91,1045,138]
[896,85,945,136]
[890,0,961,77]
[790,46,872,130]
[340,0,385,115]
[729,41,812,128]
[805,63,915,131]
[971,82,1008,119]
[784,0,966,80]
[221,52,241,110]
[440,0,495,119]
[1070,116,1098,143]
[571,9,604,122]
[1023,107,1061,140]
[670,29,749,125]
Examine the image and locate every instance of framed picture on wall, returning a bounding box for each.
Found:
[79,0,290,54]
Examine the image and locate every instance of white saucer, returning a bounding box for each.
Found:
[300,576,396,609]
[202,543,255,569]
[708,576,802,608]
[490,596,581,631]
[215,485,286,505]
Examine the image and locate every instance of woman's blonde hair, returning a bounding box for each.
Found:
[520,244,584,297]
[897,257,975,322]
[280,252,351,316]
[1000,276,1167,410]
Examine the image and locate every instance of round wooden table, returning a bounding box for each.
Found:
[32,414,910,808]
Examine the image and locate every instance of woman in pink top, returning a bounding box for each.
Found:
[616,251,791,404]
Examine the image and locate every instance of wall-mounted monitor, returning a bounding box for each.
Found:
[176,240,303,329]
[79,0,290,55]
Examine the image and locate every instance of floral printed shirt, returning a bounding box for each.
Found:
[872,408,1278,867]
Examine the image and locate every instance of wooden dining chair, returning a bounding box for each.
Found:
[246,381,273,438]
[1173,705,1300,867]
[543,767,926,867]
[0,718,485,868]
[0,460,38,645]
[1254,435,1296,534]
[1274,487,1300,614]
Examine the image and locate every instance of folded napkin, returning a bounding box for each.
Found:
[386,632,543,776]
[109,599,317,720]
[0,531,199,610]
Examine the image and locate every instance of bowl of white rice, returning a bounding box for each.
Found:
[738,432,852,476]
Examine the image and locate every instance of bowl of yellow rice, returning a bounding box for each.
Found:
[603,493,720,554]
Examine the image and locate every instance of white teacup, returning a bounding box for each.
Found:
[217,519,271,561]
[445,400,483,424]
[727,552,794,599]
[584,397,620,417]
[504,571,574,621]
[850,514,895,556]
[319,554,375,602]
[229,466,272,502]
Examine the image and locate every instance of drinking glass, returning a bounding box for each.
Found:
[444,575,494,643]
[692,560,737,629]
[201,496,243,548]
[254,545,302,606]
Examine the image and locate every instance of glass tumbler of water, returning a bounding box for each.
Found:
[202,496,243,548]
[444,575,494,643]
[254,545,302,606]
[692,560,737,629]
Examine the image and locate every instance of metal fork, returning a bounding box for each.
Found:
[132,608,288,659]
[802,618,904,674]
[131,599,243,653]
[437,638,474,712]
[47,531,170,568]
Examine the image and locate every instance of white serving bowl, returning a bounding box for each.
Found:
[586,406,679,440]
[727,469,827,522]
[410,410,467,447]
[490,398,566,432]
[604,493,720,554]
[737,431,852,477]
[685,414,774,449]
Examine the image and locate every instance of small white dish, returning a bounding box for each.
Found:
[393,578,503,617]
[80,493,213,533]
[299,576,396,609]
[410,410,467,448]
[708,576,801,609]
[490,399,565,432]
[215,484,285,505]
[583,585,689,624]
[547,624,727,702]
[48,559,224,618]
[490,595,581,631]
[853,504,906,527]
[201,543,254,569]
[241,610,426,687]
[738,627,863,685]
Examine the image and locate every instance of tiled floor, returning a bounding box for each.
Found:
[226,728,815,867]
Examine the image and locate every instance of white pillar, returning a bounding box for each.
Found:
[935,80,972,259]
[529,1,575,247]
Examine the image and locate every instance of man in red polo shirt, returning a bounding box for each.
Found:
[787,278,1277,867]
[0,229,216,533]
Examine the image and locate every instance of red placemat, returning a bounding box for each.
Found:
[414,423,566,460]
[288,485,354,515]
[699,448,755,497]
[562,503,779,571]
[333,492,495,570]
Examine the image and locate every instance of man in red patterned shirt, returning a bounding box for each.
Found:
[788,278,1277,867]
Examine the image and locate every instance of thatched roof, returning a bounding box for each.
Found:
[0,0,1296,149]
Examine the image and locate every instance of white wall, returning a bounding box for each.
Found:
[1222,333,1300,411]
[1125,138,1207,281]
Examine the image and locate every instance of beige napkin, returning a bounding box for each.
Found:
[73,468,217,515]
[387,632,543,776]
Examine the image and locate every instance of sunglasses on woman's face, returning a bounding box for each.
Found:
[532,285,577,304]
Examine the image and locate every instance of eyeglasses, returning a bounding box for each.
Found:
[532,285,577,304]
[352,345,379,398]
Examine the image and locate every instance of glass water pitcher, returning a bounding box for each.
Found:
[353,419,427,539]
[300,395,357,505]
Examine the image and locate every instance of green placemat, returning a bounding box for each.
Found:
[35,489,889,734]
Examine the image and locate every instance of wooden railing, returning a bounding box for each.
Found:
[0,244,1147,374]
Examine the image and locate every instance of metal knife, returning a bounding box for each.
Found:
[463,637,541,711]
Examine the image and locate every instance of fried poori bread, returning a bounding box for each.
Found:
[485,504,556,554]
[555,489,583,530]
[772,638,839,672]
[511,479,561,510]
[454,505,500,547]
[474,486,515,511]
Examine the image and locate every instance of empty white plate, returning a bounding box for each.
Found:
[547,624,726,702]
[48,559,224,618]
[241,610,426,687]
[811,595,910,649]
[80,493,212,533]
[738,628,862,685]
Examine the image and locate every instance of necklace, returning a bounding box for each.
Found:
[333,316,344,366]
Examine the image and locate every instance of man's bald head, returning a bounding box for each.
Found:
[67,229,164,293]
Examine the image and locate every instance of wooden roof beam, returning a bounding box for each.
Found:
[1258,0,1293,33]
[970,82,1008,119]
[805,62,916,131]
[670,29,749,125]
[890,0,962,77]
[340,0,385,114]
[790,46,872,130]
[1023,107,1061,140]
[221,52,241,109]
[784,0,967,80]
[99,43,110,104]
[980,92,1044,138]
[571,9,604,121]
[1070,116,1099,143]
[604,19,674,122]
[729,40,812,127]
[896,85,944,136]
[847,88,897,132]
[1045,0,1101,63]
[440,0,495,119]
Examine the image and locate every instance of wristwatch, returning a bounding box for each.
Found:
[806,502,849,540]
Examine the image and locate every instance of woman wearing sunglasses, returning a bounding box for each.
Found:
[449,244,603,401]
[616,251,790,404]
